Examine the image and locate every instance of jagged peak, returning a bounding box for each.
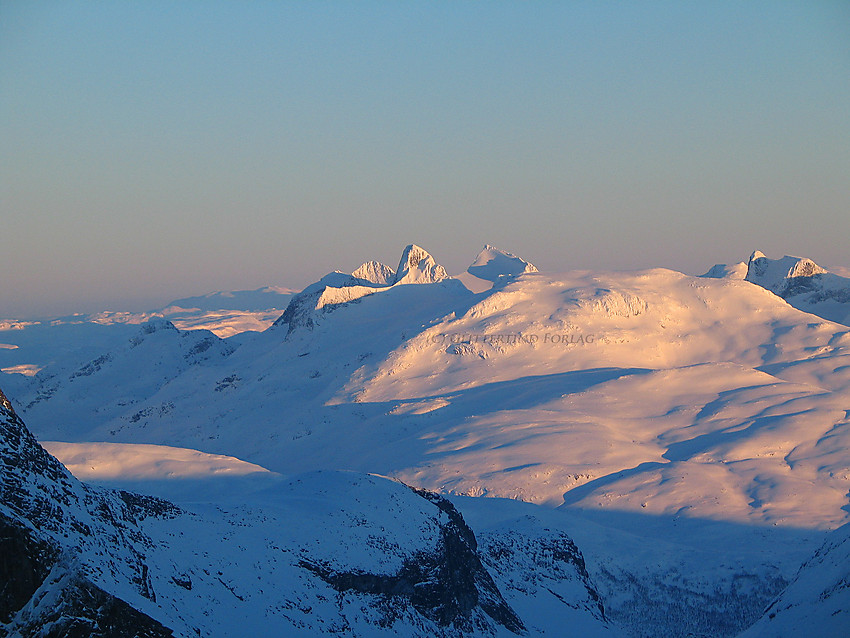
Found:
[467,245,538,283]
[351,261,396,286]
[392,244,448,285]
[746,251,828,290]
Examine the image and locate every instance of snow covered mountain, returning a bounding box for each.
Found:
[18,319,234,433]
[705,251,850,326]
[12,245,850,528]
[0,287,295,381]
[0,386,613,637]
[467,244,538,282]
[0,386,176,636]
[3,243,849,636]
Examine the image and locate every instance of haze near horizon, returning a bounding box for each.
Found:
[2,1,848,317]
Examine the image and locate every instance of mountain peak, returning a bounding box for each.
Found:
[392,244,448,285]
[467,245,538,282]
[743,250,850,325]
[746,251,828,293]
[351,261,396,286]
[138,318,178,335]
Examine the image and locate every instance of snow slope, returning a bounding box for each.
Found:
[9,390,801,638]
[1,387,613,637]
[10,246,850,531]
[18,319,234,433]
[701,261,748,280]
[739,522,850,638]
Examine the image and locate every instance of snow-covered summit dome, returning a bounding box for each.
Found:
[467,245,538,282]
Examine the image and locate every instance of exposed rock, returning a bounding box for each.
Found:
[3,564,174,638]
[0,388,177,637]
[0,513,58,625]
[301,485,525,635]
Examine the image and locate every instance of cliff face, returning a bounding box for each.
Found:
[0,387,175,637]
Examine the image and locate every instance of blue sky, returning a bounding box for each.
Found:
[2,1,848,316]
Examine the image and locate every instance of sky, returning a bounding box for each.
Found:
[1,1,849,317]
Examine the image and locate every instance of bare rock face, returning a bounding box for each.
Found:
[0,550,174,638]
[0,514,58,626]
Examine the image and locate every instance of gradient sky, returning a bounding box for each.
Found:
[2,1,849,317]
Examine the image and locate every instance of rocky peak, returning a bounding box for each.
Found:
[746,251,828,295]
[743,251,850,326]
[392,245,449,285]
